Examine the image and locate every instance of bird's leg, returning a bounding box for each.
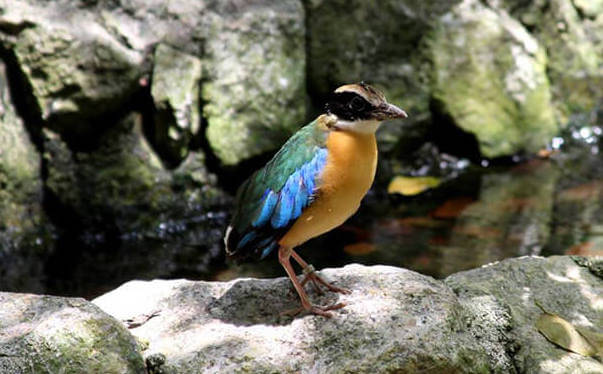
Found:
[278,246,345,317]
[291,250,351,295]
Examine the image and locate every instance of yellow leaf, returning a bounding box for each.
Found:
[575,326,603,357]
[387,176,441,196]
[536,312,598,357]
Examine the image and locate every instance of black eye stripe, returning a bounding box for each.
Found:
[324,92,374,121]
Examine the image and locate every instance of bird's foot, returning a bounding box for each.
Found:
[280,302,346,318]
[300,266,351,295]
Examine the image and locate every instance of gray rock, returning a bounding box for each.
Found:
[0,292,145,374]
[0,59,54,292]
[94,264,508,373]
[491,0,603,121]
[0,0,143,126]
[202,0,306,165]
[93,256,602,373]
[430,0,558,158]
[446,256,603,374]
[306,0,459,117]
[150,43,202,165]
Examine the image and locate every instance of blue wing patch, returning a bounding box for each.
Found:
[244,147,328,258]
[252,190,278,227]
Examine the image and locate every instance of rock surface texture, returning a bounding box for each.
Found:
[0,293,145,374]
[85,256,601,374]
[430,0,557,158]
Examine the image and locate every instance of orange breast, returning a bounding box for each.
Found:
[279,130,378,248]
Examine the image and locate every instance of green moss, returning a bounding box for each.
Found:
[0,61,52,248]
[202,4,306,165]
[13,21,141,124]
[28,312,145,374]
[497,0,603,122]
[429,2,557,158]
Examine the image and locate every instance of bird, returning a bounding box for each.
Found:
[224,82,407,316]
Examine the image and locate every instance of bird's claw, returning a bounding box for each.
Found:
[301,270,351,295]
[280,302,346,318]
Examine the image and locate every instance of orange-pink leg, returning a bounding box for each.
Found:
[291,249,351,295]
[278,247,345,317]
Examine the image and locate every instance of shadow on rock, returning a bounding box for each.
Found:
[205,276,343,326]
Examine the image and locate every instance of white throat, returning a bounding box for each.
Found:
[335,119,380,134]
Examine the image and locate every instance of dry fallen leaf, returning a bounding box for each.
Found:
[343,242,377,256]
[536,312,598,357]
[575,326,603,357]
[387,176,441,196]
[430,197,475,219]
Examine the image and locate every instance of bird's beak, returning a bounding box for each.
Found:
[374,103,408,120]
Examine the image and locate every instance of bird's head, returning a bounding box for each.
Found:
[324,82,407,134]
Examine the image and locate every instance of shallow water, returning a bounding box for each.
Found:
[217,158,601,282]
[1,122,601,299]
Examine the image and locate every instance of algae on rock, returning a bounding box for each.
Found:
[0,0,143,127]
[491,0,603,121]
[0,60,52,252]
[306,0,461,121]
[151,44,202,166]
[430,0,558,158]
[203,0,306,165]
[0,293,145,374]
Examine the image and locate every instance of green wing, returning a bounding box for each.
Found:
[225,119,328,261]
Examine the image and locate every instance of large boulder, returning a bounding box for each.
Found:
[94,265,510,373]
[0,61,47,246]
[42,112,226,234]
[150,43,202,166]
[202,0,306,165]
[93,256,602,373]
[0,60,54,293]
[0,0,143,129]
[429,0,558,158]
[493,0,603,121]
[0,292,145,374]
[446,256,603,374]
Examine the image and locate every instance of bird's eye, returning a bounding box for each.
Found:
[349,96,366,111]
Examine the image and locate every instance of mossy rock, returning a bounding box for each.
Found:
[0,293,145,374]
[495,0,603,121]
[429,0,558,158]
[150,43,202,166]
[202,0,306,165]
[2,3,143,128]
[306,0,461,123]
[0,60,53,251]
